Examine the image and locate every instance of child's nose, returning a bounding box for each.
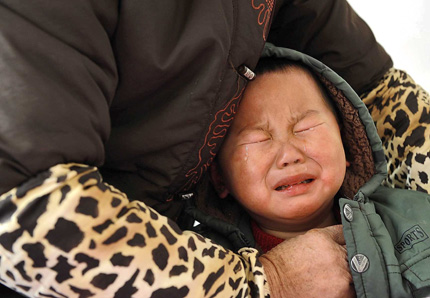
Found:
[275,142,305,168]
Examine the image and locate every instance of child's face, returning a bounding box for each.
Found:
[215,68,349,233]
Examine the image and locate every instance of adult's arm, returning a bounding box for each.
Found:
[0,0,116,194]
[270,0,393,94]
[0,164,268,296]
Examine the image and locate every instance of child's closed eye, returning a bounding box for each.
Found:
[293,122,324,135]
[241,131,272,145]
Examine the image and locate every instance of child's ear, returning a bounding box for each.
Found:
[210,161,230,199]
[346,160,351,167]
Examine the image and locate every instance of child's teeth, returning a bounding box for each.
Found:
[276,179,312,190]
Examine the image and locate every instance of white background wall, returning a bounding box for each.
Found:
[348,0,430,91]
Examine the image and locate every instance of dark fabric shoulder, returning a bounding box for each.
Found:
[268,0,393,94]
[0,1,119,193]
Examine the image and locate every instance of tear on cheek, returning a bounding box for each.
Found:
[244,145,249,162]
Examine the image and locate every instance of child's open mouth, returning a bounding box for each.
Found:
[275,179,314,191]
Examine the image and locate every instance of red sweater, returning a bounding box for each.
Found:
[251,220,284,253]
[251,204,342,253]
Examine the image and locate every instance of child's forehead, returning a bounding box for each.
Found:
[242,69,325,106]
[241,66,337,118]
[248,67,318,95]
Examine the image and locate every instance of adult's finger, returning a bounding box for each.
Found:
[320,224,346,245]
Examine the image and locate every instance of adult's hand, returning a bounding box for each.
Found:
[259,225,355,298]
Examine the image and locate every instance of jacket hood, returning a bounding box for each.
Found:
[261,43,387,199]
[189,44,388,250]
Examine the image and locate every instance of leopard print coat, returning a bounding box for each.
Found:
[361,68,430,194]
[0,164,268,297]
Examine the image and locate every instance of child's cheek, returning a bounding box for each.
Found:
[239,143,274,173]
[230,146,247,164]
[230,145,254,170]
[302,137,323,159]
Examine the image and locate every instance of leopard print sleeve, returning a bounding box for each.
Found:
[0,164,269,297]
[361,68,430,194]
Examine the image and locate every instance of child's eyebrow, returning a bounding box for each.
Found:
[237,123,270,136]
[292,109,320,123]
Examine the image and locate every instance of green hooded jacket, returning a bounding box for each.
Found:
[187,44,430,298]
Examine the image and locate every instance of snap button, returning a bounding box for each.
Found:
[238,65,256,81]
[343,204,353,222]
[350,254,369,273]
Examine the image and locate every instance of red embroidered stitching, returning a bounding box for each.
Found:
[252,0,275,41]
[182,80,244,191]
